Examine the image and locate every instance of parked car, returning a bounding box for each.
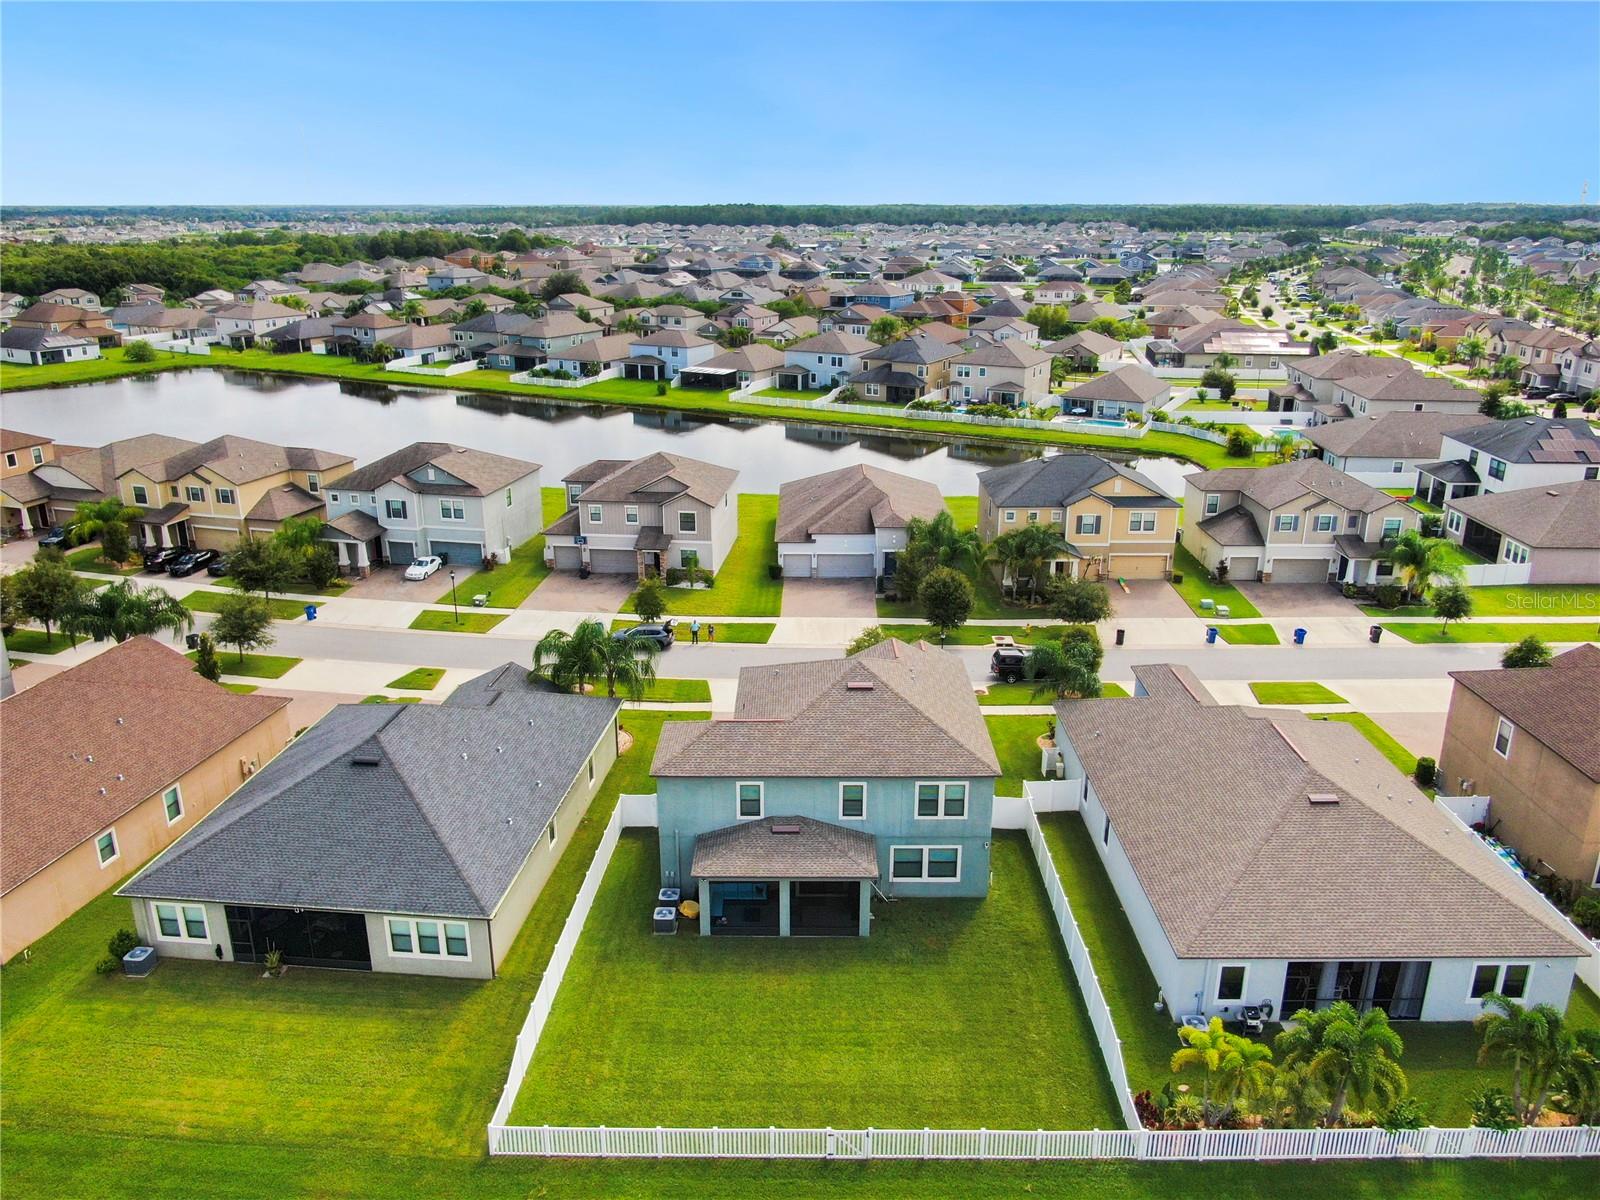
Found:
[991,644,1029,684]
[206,556,231,577]
[403,555,443,581]
[37,526,68,547]
[1546,391,1577,404]
[1524,385,1554,399]
[166,548,220,577]
[614,621,674,650]
[142,546,184,572]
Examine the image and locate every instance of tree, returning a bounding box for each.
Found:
[226,536,299,602]
[1479,381,1513,417]
[1225,427,1256,458]
[845,626,888,655]
[62,580,195,645]
[1025,637,1101,700]
[540,270,587,302]
[987,524,1068,602]
[532,619,611,695]
[1171,1017,1232,1122]
[868,315,906,345]
[1382,529,1464,602]
[1455,334,1486,365]
[0,573,15,633]
[303,544,340,591]
[1275,1001,1407,1125]
[719,324,754,348]
[1200,366,1237,400]
[210,593,275,662]
[1043,575,1112,622]
[68,497,141,560]
[597,626,660,700]
[895,510,982,601]
[1261,304,1274,320]
[399,298,425,323]
[1475,993,1596,1124]
[10,550,86,646]
[917,567,972,641]
[123,339,158,363]
[633,576,668,624]
[1429,581,1472,633]
[1501,635,1552,669]
[1216,1034,1276,1116]
[192,632,222,682]
[461,299,488,320]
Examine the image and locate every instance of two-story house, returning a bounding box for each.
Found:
[651,639,1001,937]
[1268,350,1414,416]
[850,330,964,405]
[1418,416,1600,506]
[211,302,303,348]
[776,464,943,580]
[320,442,542,574]
[775,329,875,391]
[0,429,62,537]
[1183,458,1420,585]
[480,312,605,370]
[1492,327,1585,390]
[1301,412,1493,488]
[452,311,539,356]
[950,340,1053,407]
[542,451,737,577]
[978,454,1178,583]
[40,286,103,310]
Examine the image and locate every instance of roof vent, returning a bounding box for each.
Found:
[116,717,124,725]
[85,754,94,763]
[351,754,381,767]
[1307,792,1340,805]
[846,681,874,690]
[772,822,802,834]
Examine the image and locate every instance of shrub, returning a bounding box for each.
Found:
[107,929,140,959]
[1044,576,1113,622]
[1413,756,1436,788]
[1571,895,1600,936]
[633,576,668,624]
[1225,427,1255,458]
[654,382,667,396]
[1501,635,1552,669]
[1469,1088,1521,1130]
[123,340,158,363]
[302,544,340,591]
[193,632,222,682]
[1381,1097,1428,1132]
[1170,571,1184,585]
[767,562,783,581]
[845,626,888,655]
[1373,583,1403,609]
[1419,514,1443,537]
[94,957,121,976]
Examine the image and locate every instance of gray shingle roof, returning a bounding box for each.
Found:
[776,464,943,543]
[1188,458,1400,515]
[1448,646,1600,782]
[1302,413,1493,459]
[1063,365,1170,405]
[978,453,1174,509]
[691,816,880,880]
[1445,478,1600,548]
[1445,417,1600,464]
[575,451,737,507]
[332,442,539,496]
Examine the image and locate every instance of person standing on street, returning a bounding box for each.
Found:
[690,619,701,645]
[707,624,716,643]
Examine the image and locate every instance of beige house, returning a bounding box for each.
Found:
[0,639,292,962]
[977,454,1179,581]
[0,429,62,538]
[951,340,1052,406]
[1439,646,1600,888]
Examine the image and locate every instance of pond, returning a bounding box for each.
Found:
[2,369,1199,497]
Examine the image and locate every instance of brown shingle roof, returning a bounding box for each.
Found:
[1448,646,1600,782]
[776,464,943,543]
[0,639,289,894]
[576,451,736,507]
[332,442,539,496]
[1188,458,1402,515]
[691,816,879,880]
[1445,479,1600,549]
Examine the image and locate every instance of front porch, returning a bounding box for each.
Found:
[135,502,194,550]
[689,816,878,938]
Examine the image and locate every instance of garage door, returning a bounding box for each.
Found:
[1225,555,1259,581]
[782,554,813,578]
[550,543,582,570]
[818,553,874,578]
[587,548,638,575]
[429,540,484,567]
[387,540,415,565]
[1269,557,1331,584]
[1107,554,1167,580]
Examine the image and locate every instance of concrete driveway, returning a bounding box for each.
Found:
[341,566,450,603]
[781,577,878,618]
[521,569,635,614]
[1235,581,1361,618]
[1109,579,1193,618]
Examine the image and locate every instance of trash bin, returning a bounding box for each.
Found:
[304,604,318,621]
[1206,626,1219,645]
[1293,627,1307,645]
[1369,624,1383,644]
[185,633,201,651]
[122,945,158,977]
[1114,628,1125,646]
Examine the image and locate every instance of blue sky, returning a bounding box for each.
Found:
[3,2,1595,205]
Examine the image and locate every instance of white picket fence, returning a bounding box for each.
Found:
[736,392,1088,434]
[1460,561,1534,587]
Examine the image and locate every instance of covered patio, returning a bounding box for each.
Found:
[689,816,877,938]
[1415,459,1480,507]
[621,354,666,381]
[1281,960,1433,1020]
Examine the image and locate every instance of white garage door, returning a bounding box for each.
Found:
[782,554,813,578]
[551,544,583,571]
[1108,554,1167,580]
[1225,555,1259,581]
[817,553,874,578]
[1269,557,1331,584]
[586,548,638,575]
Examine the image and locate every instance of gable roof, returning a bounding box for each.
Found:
[1445,479,1600,548]
[776,464,943,543]
[978,452,1174,509]
[1448,646,1600,783]
[1063,364,1169,404]
[958,340,1051,370]
[1187,458,1401,514]
[1301,413,1494,459]
[123,434,352,486]
[331,442,539,496]
[862,330,964,366]
[1444,417,1600,464]
[574,451,736,507]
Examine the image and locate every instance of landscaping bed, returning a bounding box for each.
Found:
[977,681,1128,706]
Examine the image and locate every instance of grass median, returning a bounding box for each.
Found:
[1381,621,1598,644]
[184,651,301,679]
[408,609,507,633]
[1249,681,1346,705]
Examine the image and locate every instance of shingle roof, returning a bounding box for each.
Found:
[787,330,875,356]
[655,640,998,779]
[1444,417,1600,464]
[776,464,943,543]
[958,340,1051,370]
[576,451,736,507]
[133,434,353,486]
[1449,646,1600,782]
[978,453,1174,509]
[1444,479,1600,548]
[245,483,324,522]
[862,330,964,366]
[1301,413,1494,459]
[2,639,289,894]
[1188,458,1400,514]
[1195,506,1264,546]
[52,434,201,495]
[696,344,785,373]
[1063,365,1170,405]
[120,685,619,917]
[1055,687,1589,959]
[692,816,880,880]
[331,442,539,496]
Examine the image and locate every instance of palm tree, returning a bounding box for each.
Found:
[1213,352,1239,373]
[1277,1002,1406,1125]
[1557,1028,1600,1125]
[615,313,642,335]
[905,510,983,572]
[1216,1035,1276,1114]
[1025,638,1100,700]
[399,299,425,323]
[597,628,660,700]
[1171,1017,1231,1122]
[1265,1061,1329,1128]
[531,619,612,695]
[68,497,141,553]
[61,580,195,644]
[1456,334,1486,365]
[1381,529,1464,603]
[1475,992,1592,1123]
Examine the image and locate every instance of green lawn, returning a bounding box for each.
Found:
[1249,681,1348,705]
[181,591,320,620]
[64,545,142,576]
[1177,397,1266,411]
[611,618,775,644]
[0,344,205,391]
[360,694,422,704]
[2,628,73,654]
[443,487,568,608]
[408,609,507,633]
[221,683,259,694]
[1381,621,1598,644]
[754,387,831,400]
[879,622,1074,647]
[985,713,1054,797]
[1365,584,1600,619]
[978,680,1128,705]
[183,651,300,679]
[1216,622,1280,645]
[1309,712,1419,776]
[1171,544,1262,618]
[508,829,1121,1130]
[623,494,783,617]
[385,667,445,691]
[638,677,712,703]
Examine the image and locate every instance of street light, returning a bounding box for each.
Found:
[449,570,459,625]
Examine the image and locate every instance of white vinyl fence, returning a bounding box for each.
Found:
[1460,561,1534,587]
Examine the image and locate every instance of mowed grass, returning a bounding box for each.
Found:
[977,680,1129,705]
[0,344,205,391]
[360,694,421,704]
[3,628,74,653]
[985,713,1053,797]
[408,609,506,633]
[1366,584,1600,619]
[622,494,784,617]
[638,677,712,703]
[385,667,445,691]
[1171,543,1262,618]
[444,487,569,608]
[64,544,142,576]
[610,618,775,644]
[1381,621,1598,644]
[879,622,1074,646]
[509,829,1121,1130]
[221,683,259,694]
[1216,622,1280,645]
[184,651,300,679]
[1309,712,1421,777]
[181,591,319,620]
[1249,681,1347,705]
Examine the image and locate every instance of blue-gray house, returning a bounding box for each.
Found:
[650,639,1000,938]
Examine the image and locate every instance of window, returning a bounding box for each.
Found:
[1488,457,1507,482]
[1503,541,1529,565]
[96,830,119,867]
[737,782,763,819]
[1129,511,1156,533]
[1382,518,1403,540]
[162,785,183,824]
[1467,451,1479,467]
[568,484,583,505]
[890,846,961,882]
[678,510,697,534]
[1051,510,1062,523]
[440,499,465,521]
[1027,510,1039,524]
[385,499,407,520]
[183,906,208,939]
[1204,494,1220,516]
[1075,514,1102,536]
[389,920,413,954]
[306,473,320,495]
[1217,965,1248,1002]
[840,782,865,820]
[1274,514,1300,533]
[1314,513,1336,533]
[132,484,149,505]
[1347,513,1361,531]
[548,820,558,846]
[185,486,206,504]
[444,923,469,957]
[416,921,441,954]
[387,918,470,959]
[1502,964,1530,999]
[153,903,208,942]
[506,488,514,507]
[681,549,699,570]
[1470,963,1529,1000]
[625,505,639,525]
[1003,510,1016,524]
[329,492,340,504]
[1447,511,1463,533]
[2,452,14,468]
[1493,717,1514,758]
[916,781,967,818]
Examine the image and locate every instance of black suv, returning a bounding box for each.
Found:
[167,548,221,577]
[614,621,675,650]
[990,646,1029,683]
[142,546,184,572]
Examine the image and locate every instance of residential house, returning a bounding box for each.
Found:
[776,330,875,391]
[211,302,302,347]
[479,312,605,370]
[1045,329,1128,371]
[0,327,100,366]
[330,311,406,353]
[237,280,309,303]
[1060,364,1170,419]
[1442,480,1600,583]
[1183,458,1420,584]
[1144,319,1310,371]
[124,306,216,345]
[1556,338,1600,397]
[978,454,1179,580]
[543,451,736,577]
[9,433,197,531]
[452,311,538,356]
[832,280,912,311]
[10,302,117,344]
[40,286,102,310]
[1492,327,1586,389]
[1301,412,1493,488]
[951,340,1053,407]
[633,304,700,334]
[543,333,636,377]
[818,304,886,339]
[123,283,165,304]
[0,430,63,536]
[1050,664,1589,1024]
[776,464,943,579]
[761,315,820,345]
[623,330,717,381]
[1418,417,1600,505]
[263,316,336,354]
[850,330,964,405]
[547,293,616,325]
[678,343,785,391]
[117,670,620,978]
[1439,646,1600,888]
[428,265,488,291]
[1,639,291,962]
[652,639,1001,937]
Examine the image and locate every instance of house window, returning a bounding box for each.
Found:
[1075,514,1102,536]
[1347,513,1361,530]
[890,846,961,882]
[388,920,413,954]
[1470,963,1530,1001]
[916,781,967,818]
[1382,518,1403,540]
[568,484,583,505]
[1314,514,1336,533]
[588,505,602,524]
[440,499,465,521]
[1217,965,1248,1002]
[737,782,763,819]
[96,830,119,867]
[153,903,208,941]
[2,452,14,468]
[445,923,469,957]
[1503,541,1529,565]
[386,918,470,959]
[1003,510,1016,524]
[163,785,183,824]
[1129,511,1156,533]
[681,549,700,570]
[132,485,149,505]
[625,505,639,525]
[306,473,321,495]
[1274,514,1300,533]
[1203,494,1220,516]
[1467,451,1479,467]
[1051,510,1062,523]
[385,499,407,520]
[1447,511,1463,533]
[866,384,879,397]
[506,488,514,508]
[678,510,697,534]
[416,921,442,954]
[1027,510,1039,524]
[185,486,206,504]
[170,486,179,498]
[329,492,340,504]
[1493,717,1514,758]
[1487,458,1507,482]
[840,782,866,820]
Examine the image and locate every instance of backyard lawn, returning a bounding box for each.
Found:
[1380,621,1598,644]
[611,618,775,644]
[1216,622,1279,645]
[1309,712,1421,777]
[184,651,301,679]
[1170,544,1262,618]
[508,829,1121,1130]
[181,591,320,620]
[623,494,783,617]
[977,680,1129,705]
[985,712,1054,796]
[445,487,569,608]
[1365,584,1600,619]
[386,667,445,691]
[0,344,204,391]
[409,609,507,633]
[2,628,74,654]
[1249,681,1347,705]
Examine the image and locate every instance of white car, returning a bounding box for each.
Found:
[403,556,443,581]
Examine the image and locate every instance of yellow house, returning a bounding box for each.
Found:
[977,454,1179,581]
[1,428,60,538]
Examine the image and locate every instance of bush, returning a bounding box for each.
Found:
[94,957,121,976]
[1571,895,1600,936]
[1419,514,1443,537]
[1381,1097,1428,1132]
[302,544,340,591]
[123,340,158,363]
[654,382,667,396]
[1469,1088,1521,1130]
[193,632,222,682]
[1413,756,1436,788]
[1225,427,1255,458]
[1373,583,1403,609]
[845,626,888,655]
[767,562,782,581]
[1169,572,1183,585]
[108,929,140,959]
[1043,576,1113,622]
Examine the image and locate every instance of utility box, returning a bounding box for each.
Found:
[652,906,678,935]
[122,946,158,977]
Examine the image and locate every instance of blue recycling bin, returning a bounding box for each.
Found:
[1293,627,1307,645]
[304,604,318,621]
[1205,626,1219,644]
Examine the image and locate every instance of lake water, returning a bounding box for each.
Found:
[2,370,1198,497]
